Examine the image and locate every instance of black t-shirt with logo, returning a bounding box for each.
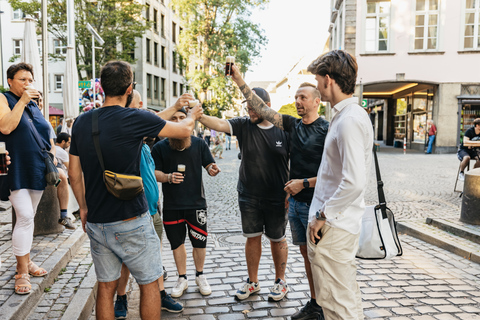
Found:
[151,136,214,210]
[282,115,329,204]
[460,127,480,150]
[229,117,290,200]
[70,106,166,223]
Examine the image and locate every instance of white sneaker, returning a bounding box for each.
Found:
[195,275,212,295]
[459,172,465,181]
[235,278,260,300]
[171,277,188,298]
[268,278,289,301]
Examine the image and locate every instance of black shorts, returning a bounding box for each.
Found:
[163,209,208,250]
[457,148,480,161]
[238,193,287,242]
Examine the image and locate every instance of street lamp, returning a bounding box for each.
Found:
[86,23,104,105]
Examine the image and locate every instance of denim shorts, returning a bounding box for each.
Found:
[238,193,287,242]
[288,197,310,246]
[86,212,163,285]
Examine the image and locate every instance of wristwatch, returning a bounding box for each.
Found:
[303,178,309,189]
[315,210,326,221]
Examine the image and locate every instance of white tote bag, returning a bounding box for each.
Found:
[356,147,403,260]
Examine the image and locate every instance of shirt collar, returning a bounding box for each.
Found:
[331,97,360,118]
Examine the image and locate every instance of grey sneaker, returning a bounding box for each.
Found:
[171,277,188,298]
[268,278,289,301]
[195,274,211,295]
[58,217,75,230]
[235,278,260,300]
[459,172,465,181]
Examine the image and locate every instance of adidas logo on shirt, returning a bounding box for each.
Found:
[276,141,282,147]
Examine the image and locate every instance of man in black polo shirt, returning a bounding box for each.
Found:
[231,65,328,320]
[458,118,480,181]
[151,108,220,299]
[69,61,202,319]
[199,88,290,302]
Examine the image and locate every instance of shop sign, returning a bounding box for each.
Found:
[78,81,92,89]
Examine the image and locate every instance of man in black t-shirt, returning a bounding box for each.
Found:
[457,118,480,181]
[200,88,291,302]
[152,108,220,299]
[231,65,328,320]
[69,61,202,319]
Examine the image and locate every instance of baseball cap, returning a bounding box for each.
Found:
[242,87,270,104]
[177,107,188,115]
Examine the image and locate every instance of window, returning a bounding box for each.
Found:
[154,76,159,100]
[154,42,158,65]
[173,81,178,97]
[179,83,184,95]
[54,39,67,55]
[161,46,166,68]
[55,75,64,91]
[414,0,439,50]
[13,40,22,55]
[365,0,390,52]
[147,74,152,99]
[146,38,151,63]
[154,9,158,32]
[146,3,150,21]
[13,9,25,20]
[172,51,177,73]
[172,22,176,43]
[37,39,42,55]
[464,0,480,49]
[161,78,166,101]
[161,14,165,37]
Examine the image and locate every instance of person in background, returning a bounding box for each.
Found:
[211,136,224,159]
[204,128,211,147]
[0,63,51,295]
[457,118,480,181]
[55,132,75,229]
[426,120,437,154]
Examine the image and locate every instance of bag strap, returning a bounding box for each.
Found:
[92,109,106,172]
[24,107,49,155]
[373,145,388,219]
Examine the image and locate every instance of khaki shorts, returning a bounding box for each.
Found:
[152,212,163,242]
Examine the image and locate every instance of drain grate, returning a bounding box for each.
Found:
[212,232,271,247]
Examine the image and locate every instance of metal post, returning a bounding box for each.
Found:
[92,35,95,105]
[0,10,4,88]
[42,0,48,119]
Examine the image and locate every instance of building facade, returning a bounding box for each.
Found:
[329,0,480,153]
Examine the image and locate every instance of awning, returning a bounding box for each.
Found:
[361,81,438,99]
[49,105,63,116]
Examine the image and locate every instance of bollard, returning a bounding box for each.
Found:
[460,168,480,225]
[12,185,64,236]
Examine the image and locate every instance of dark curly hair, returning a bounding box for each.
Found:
[307,50,358,95]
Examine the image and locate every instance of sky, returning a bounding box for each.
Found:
[244,0,331,83]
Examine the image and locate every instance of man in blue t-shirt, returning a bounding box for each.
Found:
[230,65,328,320]
[200,88,291,302]
[69,61,202,319]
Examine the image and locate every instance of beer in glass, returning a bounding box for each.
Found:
[0,142,7,175]
[225,56,235,76]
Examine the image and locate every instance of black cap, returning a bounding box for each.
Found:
[242,87,270,104]
[178,107,188,115]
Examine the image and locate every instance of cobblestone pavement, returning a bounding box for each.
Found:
[82,145,480,320]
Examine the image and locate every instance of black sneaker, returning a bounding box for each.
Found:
[161,293,183,313]
[114,295,128,319]
[58,217,75,230]
[291,301,325,320]
[163,266,168,281]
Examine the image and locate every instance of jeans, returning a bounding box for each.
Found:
[427,135,435,154]
[287,197,310,245]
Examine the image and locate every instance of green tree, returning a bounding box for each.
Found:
[278,103,300,119]
[9,0,149,79]
[171,0,268,116]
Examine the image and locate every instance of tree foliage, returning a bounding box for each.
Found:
[9,0,149,79]
[171,0,269,116]
[278,103,300,119]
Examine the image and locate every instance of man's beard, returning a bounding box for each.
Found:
[250,116,263,125]
[169,136,192,151]
[125,91,134,108]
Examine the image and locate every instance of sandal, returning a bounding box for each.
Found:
[14,273,31,295]
[27,261,48,277]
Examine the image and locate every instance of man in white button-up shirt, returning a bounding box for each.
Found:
[307,50,373,320]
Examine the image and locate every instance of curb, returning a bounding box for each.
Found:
[62,263,97,320]
[0,228,87,320]
[397,220,480,264]
[427,217,480,244]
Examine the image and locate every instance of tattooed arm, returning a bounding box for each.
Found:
[231,65,284,130]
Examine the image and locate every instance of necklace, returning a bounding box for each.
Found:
[177,148,186,151]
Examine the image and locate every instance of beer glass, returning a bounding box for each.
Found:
[189,100,199,109]
[225,56,235,76]
[177,164,186,178]
[0,142,7,175]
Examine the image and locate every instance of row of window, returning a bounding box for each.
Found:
[145,4,181,42]
[145,73,184,101]
[145,39,183,73]
[334,0,480,52]
[12,39,66,56]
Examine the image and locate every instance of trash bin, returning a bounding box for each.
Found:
[460,168,480,225]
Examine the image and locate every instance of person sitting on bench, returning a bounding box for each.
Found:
[457,118,480,181]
